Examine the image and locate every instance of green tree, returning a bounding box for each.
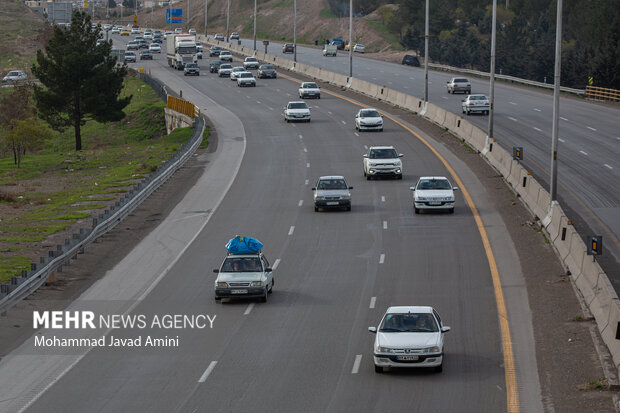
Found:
[3,118,52,168]
[32,11,131,151]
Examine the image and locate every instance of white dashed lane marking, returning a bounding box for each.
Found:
[369,297,376,309]
[305,179,309,185]
[381,196,385,202]
[508,117,517,122]
[533,127,542,132]
[587,126,597,131]
[198,361,218,383]
[272,259,280,270]
[579,150,588,156]
[354,132,359,136]
[560,117,568,121]
[288,226,295,235]
[298,200,303,207]
[244,303,254,315]
[533,108,541,112]
[306,163,310,168]
[351,355,363,374]
[509,102,517,105]
[379,254,385,264]
[604,164,613,170]
[383,221,387,230]
[559,138,565,143]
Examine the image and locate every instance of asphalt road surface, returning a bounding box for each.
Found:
[0,37,544,412]
[231,37,620,290]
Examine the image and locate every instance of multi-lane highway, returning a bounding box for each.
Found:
[234,37,620,288]
[0,34,548,412]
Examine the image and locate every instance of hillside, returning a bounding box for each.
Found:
[0,0,52,76]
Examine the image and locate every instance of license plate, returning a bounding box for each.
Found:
[397,355,419,361]
[428,202,442,206]
[231,289,248,294]
[326,201,339,205]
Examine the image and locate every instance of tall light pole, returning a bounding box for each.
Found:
[253,0,257,51]
[488,0,497,146]
[348,0,352,78]
[423,0,429,102]
[204,0,207,36]
[226,0,230,42]
[187,0,190,32]
[549,0,563,203]
[293,0,297,62]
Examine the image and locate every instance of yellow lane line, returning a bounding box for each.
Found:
[279,72,520,412]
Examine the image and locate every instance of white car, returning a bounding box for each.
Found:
[131,27,141,34]
[243,56,259,70]
[355,108,383,132]
[2,70,27,83]
[461,94,490,115]
[446,77,471,94]
[237,72,256,87]
[363,146,403,180]
[299,82,321,99]
[219,50,233,62]
[174,28,183,34]
[284,101,311,123]
[353,43,365,53]
[214,33,225,41]
[230,66,246,80]
[312,176,353,212]
[189,29,196,35]
[218,63,233,77]
[111,27,120,34]
[149,43,161,53]
[213,252,274,302]
[410,176,458,214]
[164,31,172,39]
[369,306,450,373]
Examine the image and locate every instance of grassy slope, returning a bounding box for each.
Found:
[0,76,207,281]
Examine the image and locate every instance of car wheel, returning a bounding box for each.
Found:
[379,128,383,132]
[318,96,321,99]
[374,365,383,373]
[449,208,455,214]
[314,206,319,212]
[465,109,469,115]
[397,175,403,180]
[307,119,311,122]
[366,175,371,180]
[268,279,273,293]
[346,206,351,211]
[414,207,420,214]
[215,296,221,302]
[485,110,489,115]
[435,363,443,373]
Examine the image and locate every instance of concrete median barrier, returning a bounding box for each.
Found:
[506,159,522,190]
[442,111,460,134]
[468,126,487,152]
[535,189,551,222]
[404,94,423,113]
[332,73,349,87]
[523,178,543,218]
[565,230,586,276]
[545,201,565,243]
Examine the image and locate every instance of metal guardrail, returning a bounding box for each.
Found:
[586,85,620,102]
[0,75,205,314]
[427,63,586,96]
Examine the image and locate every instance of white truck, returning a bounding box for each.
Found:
[166,34,198,70]
[323,44,337,57]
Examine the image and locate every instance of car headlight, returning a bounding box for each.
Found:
[423,346,440,353]
[251,281,263,287]
[416,197,427,201]
[216,282,228,287]
[341,195,351,200]
[375,345,392,353]
[315,196,325,201]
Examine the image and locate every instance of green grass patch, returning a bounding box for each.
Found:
[320,8,338,19]
[363,18,404,51]
[0,255,30,282]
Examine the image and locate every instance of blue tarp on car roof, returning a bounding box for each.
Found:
[226,236,263,254]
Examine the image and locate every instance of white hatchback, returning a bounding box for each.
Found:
[369,306,450,373]
[363,146,403,180]
[410,176,458,214]
[284,101,311,123]
[355,108,383,132]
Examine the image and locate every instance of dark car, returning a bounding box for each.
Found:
[258,64,277,79]
[209,45,222,56]
[138,39,149,49]
[184,63,200,76]
[282,43,294,53]
[402,54,420,67]
[139,50,153,60]
[210,60,223,73]
[152,36,163,44]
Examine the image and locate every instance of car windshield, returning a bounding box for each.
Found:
[246,57,257,62]
[221,51,231,55]
[222,257,262,272]
[379,313,438,333]
[317,179,347,190]
[240,73,253,78]
[360,110,380,118]
[470,95,487,100]
[186,64,197,68]
[261,65,273,70]
[220,64,232,69]
[417,179,452,190]
[369,149,398,159]
[454,78,469,83]
[288,102,308,109]
[232,67,244,71]
[303,83,318,88]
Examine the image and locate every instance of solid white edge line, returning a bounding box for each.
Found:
[198,361,218,383]
[305,179,309,185]
[351,355,363,374]
[298,200,303,207]
[604,164,612,169]
[288,226,295,235]
[383,221,387,230]
[579,150,588,155]
[306,163,310,168]
[369,297,376,309]
[272,258,281,270]
[244,303,255,315]
[379,254,385,264]
[381,196,385,202]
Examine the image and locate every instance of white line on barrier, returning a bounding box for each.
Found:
[351,355,362,374]
[579,150,588,155]
[379,254,385,264]
[272,259,281,270]
[534,108,541,112]
[381,196,385,202]
[298,200,303,207]
[508,117,517,122]
[369,297,376,309]
[560,117,568,121]
[533,127,542,132]
[198,361,218,383]
[604,164,612,169]
[244,303,255,315]
[383,221,387,230]
[288,226,295,235]
[587,126,597,131]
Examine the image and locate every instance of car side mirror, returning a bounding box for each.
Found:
[311,187,316,191]
[441,326,451,333]
[213,269,219,273]
[410,186,416,191]
[380,115,384,118]
[348,186,354,190]
[266,267,272,272]
[453,187,459,191]
[363,154,368,158]
[368,327,377,333]
[398,154,404,157]
[355,115,358,118]
[461,99,465,102]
